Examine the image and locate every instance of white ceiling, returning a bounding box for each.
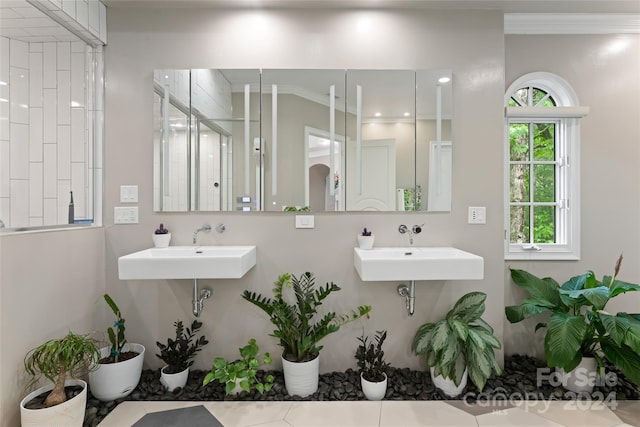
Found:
[101,0,640,13]
[1,0,638,44]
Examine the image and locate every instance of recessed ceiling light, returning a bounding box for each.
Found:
[438,77,451,84]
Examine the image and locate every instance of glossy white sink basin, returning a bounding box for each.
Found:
[118,246,256,280]
[354,246,483,281]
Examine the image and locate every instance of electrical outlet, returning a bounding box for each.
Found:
[295,215,315,229]
[468,207,486,224]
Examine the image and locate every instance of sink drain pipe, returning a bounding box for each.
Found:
[397,281,415,316]
[192,279,212,317]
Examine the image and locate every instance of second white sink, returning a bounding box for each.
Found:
[354,246,483,281]
[118,245,256,280]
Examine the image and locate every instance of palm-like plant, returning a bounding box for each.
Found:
[242,272,372,362]
[412,292,502,392]
[506,254,640,386]
[24,332,100,407]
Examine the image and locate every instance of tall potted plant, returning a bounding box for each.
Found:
[506,254,640,392]
[242,272,372,397]
[355,330,390,400]
[21,332,100,427]
[89,294,146,401]
[156,320,208,391]
[412,291,502,397]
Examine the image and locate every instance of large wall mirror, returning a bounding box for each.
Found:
[153,68,452,213]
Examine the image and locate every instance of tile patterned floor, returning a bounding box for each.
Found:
[98,399,640,426]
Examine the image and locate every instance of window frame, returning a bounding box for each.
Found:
[504,72,586,261]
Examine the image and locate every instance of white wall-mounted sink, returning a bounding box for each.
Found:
[354,246,483,281]
[118,246,256,280]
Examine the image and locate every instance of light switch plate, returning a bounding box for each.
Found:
[468,206,486,224]
[114,207,139,224]
[120,185,138,203]
[295,215,315,229]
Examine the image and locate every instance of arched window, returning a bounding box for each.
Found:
[504,72,588,260]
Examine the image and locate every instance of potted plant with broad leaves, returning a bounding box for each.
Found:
[355,330,390,400]
[412,291,502,397]
[89,294,146,402]
[156,320,208,391]
[21,332,100,427]
[506,254,640,393]
[242,272,372,397]
[203,338,274,395]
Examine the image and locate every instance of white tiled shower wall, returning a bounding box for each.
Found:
[0,36,96,227]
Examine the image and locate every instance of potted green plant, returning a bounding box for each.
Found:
[88,294,146,401]
[412,291,502,397]
[21,332,100,427]
[357,228,374,249]
[153,223,171,247]
[242,272,372,397]
[203,338,274,395]
[355,330,390,400]
[506,254,640,392]
[156,320,208,391]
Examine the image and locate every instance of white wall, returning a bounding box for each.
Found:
[103,7,506,375]
[0,227,105,427]
[504,34,640,358]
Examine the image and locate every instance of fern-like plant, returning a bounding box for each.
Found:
[156,320,209,374]
[412,291,502,392]
[242,272,372,362]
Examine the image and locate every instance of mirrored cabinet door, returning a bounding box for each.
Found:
[261,69,346,212]
[345,70,416,211]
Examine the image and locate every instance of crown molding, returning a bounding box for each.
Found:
[505,13,640,34]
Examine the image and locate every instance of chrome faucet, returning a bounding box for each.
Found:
[399,224,424,245]
[193,224,212,244]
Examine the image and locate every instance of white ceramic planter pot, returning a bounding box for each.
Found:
[357,235,375,250]
[557,357,597,393]
[89,343,145,402]
[361,372,387,401]
[430,367,468,397]
[160,366,189,392]
[152,233,171,248]
[20,379,87,427]
[282,354,319,397]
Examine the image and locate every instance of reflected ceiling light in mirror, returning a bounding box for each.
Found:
[375,112,381,117]
[272,84,278,196]
[403,112,410,117]
[438,76,451,84]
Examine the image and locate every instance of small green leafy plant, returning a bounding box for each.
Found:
[156,320,209,374]
[242,272,372,362]
[24,332,100,408]
[412,291,502,392]
[203,338,274,395]
[506,254,640,386]
[355,330,390,382]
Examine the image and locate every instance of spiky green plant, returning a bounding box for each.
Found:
[242,272,372,362]
[203,338,274,395]
[506,254,640,386]
[104,294,126,363]
[412,291,502,392]
[24,332,100,408]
